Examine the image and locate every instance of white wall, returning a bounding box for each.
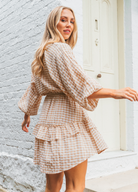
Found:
[0,0,63,191]
[131,0,138,153]
[124,0,138,153]
[0,0,83,191]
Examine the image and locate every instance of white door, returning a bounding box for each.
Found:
[83,0,120,151]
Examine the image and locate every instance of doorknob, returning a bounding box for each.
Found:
[97,74,102,78]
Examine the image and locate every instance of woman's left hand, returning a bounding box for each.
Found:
[22,114,30,132]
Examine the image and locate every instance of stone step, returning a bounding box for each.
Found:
[112,183,138,192]
[84,169,138,192]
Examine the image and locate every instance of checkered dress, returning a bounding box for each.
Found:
[18,42,108,174]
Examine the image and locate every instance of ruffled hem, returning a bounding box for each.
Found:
[33,129,108,174]
[32,122,82,141]
[34,153,104,174]
[32,120,102,142]
[32,119,108,173]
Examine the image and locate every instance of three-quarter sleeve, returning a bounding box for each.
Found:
[18,74,42,116]
[47,43,103,111]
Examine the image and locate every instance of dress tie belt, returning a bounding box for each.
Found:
[46,92,65,97]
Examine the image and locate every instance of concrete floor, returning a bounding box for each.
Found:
[85,169,138,192]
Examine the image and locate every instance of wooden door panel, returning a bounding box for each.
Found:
[83,0,120,151]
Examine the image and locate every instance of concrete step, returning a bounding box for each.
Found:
[112,183,138,192]
[84,169,138,192]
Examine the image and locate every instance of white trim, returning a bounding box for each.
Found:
[88,150,137,162]
[86,151,138,180]
[117,0,127,151]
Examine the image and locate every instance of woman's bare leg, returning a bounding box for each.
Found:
[45,172,64,192]
[64,159,88,192]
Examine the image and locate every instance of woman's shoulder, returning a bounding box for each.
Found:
[48,42,71,52]
[44,42,73,60]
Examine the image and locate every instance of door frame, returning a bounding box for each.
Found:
[117,0,126,150]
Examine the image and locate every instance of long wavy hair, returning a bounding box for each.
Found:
[31,6,78,77]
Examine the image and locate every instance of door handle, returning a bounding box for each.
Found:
[97,74,102,78]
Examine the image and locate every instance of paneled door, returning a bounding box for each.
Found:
[83,0,120,151]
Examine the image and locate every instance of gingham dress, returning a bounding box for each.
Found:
[18,42,108,174]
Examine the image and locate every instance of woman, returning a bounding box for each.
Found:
[18,6,138,192]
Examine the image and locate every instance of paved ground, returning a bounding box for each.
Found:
[85,168,138,192]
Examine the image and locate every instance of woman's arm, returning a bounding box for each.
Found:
[88,87,138,102]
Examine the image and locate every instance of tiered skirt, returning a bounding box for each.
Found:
[33,119,108,174]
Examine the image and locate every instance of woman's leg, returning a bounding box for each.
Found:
[64,159,88,192]
[45,171,64,192]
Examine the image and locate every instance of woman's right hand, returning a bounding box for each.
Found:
[112,87,138,101]
[22,114,30,132]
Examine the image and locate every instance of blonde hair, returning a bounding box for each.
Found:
[31,6,78,77]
